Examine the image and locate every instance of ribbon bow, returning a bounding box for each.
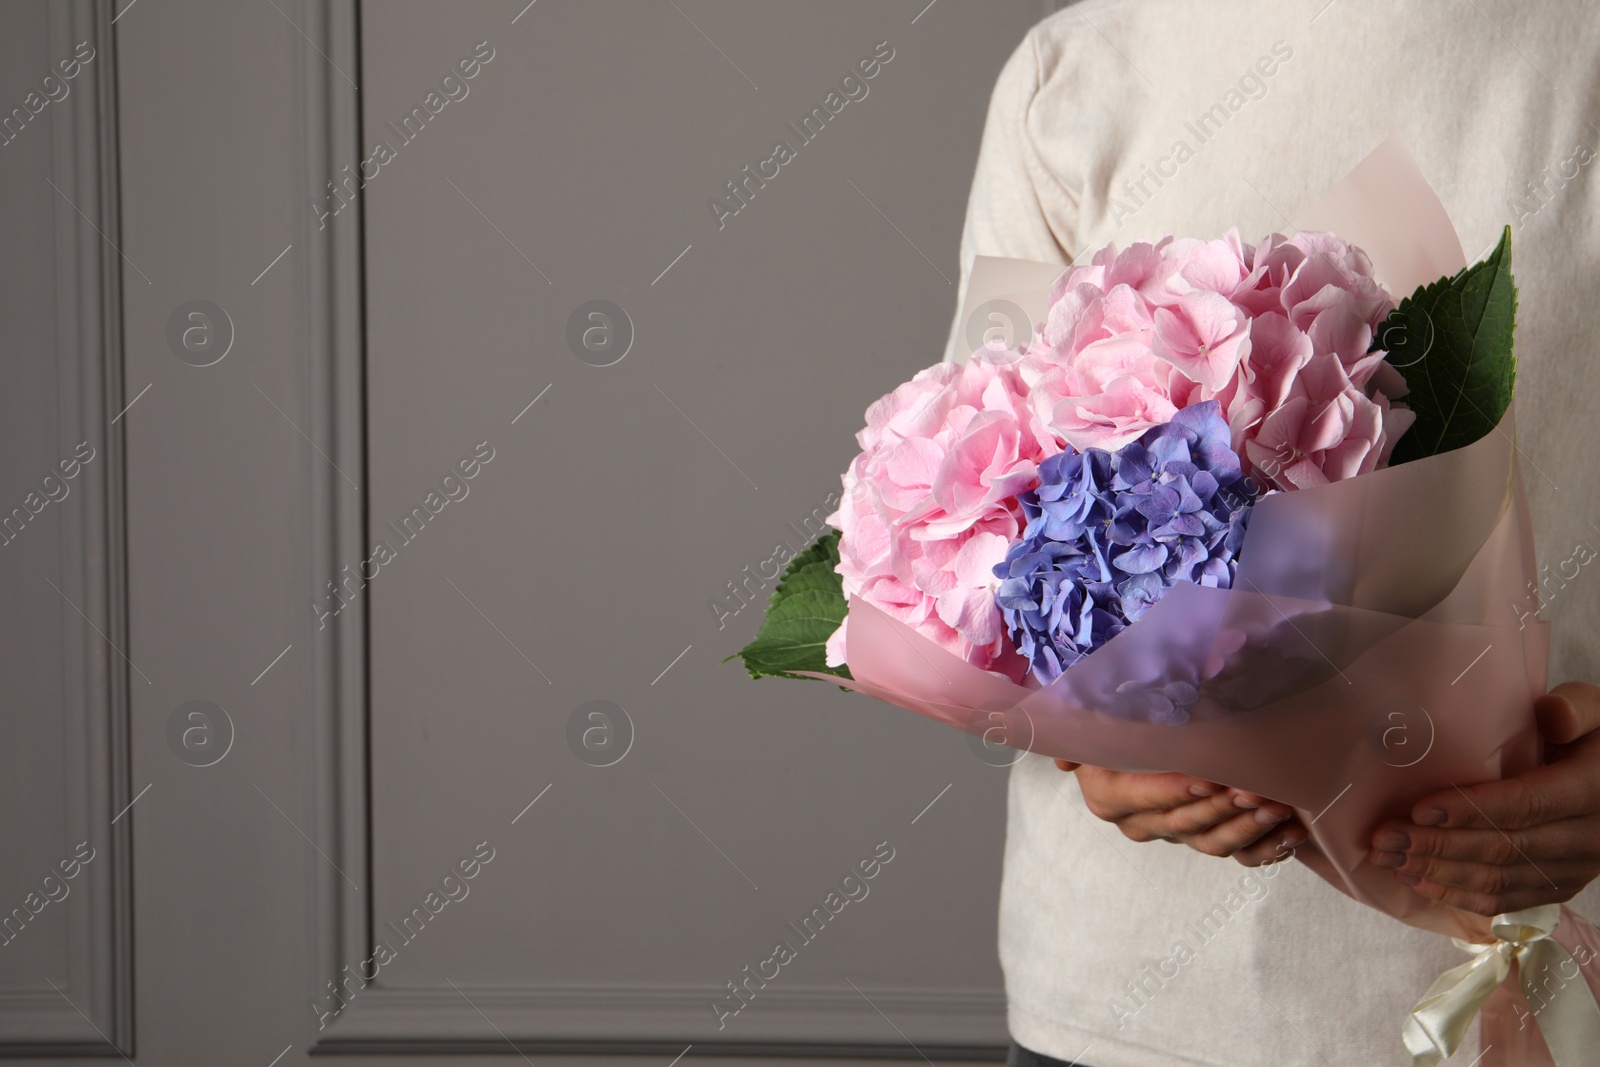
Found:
[1403,905,1600,1066]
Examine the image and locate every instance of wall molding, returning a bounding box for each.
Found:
[299,1,1006,1055]
[0,0,135,1057]
[296,0,376,1053]
[312,985,1005,1058]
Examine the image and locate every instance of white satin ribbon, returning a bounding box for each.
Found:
[1403,905,1600,1066]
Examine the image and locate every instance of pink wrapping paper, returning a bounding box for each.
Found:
[824,417,1545,934]
[804,138,1599,1063]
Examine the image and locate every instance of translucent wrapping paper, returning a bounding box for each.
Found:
[805,140,1600,1065]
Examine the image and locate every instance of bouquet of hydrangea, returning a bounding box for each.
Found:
[728,141,1600,1065]
[814,218,1421,688]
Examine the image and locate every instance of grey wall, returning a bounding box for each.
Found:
[0,1,1060,1063]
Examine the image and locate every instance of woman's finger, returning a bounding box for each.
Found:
[1376,848,1592,898]
[1536,681,1600,746]
[1116,794,1294,845]
[1376,818,1600,869]
[1074,766,1226,822]
[1113,792,1252,842]
[1400,876,1576,918]
[1183,807,1296,858]
[1234,820,1309,867]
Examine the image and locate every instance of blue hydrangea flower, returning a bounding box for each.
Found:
[994,401,1258,684]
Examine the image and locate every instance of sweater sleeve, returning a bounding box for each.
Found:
[941,24,1080,364]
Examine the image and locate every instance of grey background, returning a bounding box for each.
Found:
[0,0,1064,1063]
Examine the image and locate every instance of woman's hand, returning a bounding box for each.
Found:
[1368,681,1600,916]
[1059,758,1307,867]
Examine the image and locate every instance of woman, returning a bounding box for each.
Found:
[944,1,1600,1063]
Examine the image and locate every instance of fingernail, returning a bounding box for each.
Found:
[1255,807,1290,825]
[1373,850,1406,869]
[1395,872,1421,887]
[1374,829,1410,852]
[1189,785,1216,798]
[1415,808,1447,826]
[1234,795,1260,809]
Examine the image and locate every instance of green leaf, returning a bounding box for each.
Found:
[1379,225,1518,464]
[723,530,852,682]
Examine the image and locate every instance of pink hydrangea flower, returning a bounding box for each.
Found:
[825,226,1414,673]
[1019,229,1412,490]
[825,358,1059,672]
